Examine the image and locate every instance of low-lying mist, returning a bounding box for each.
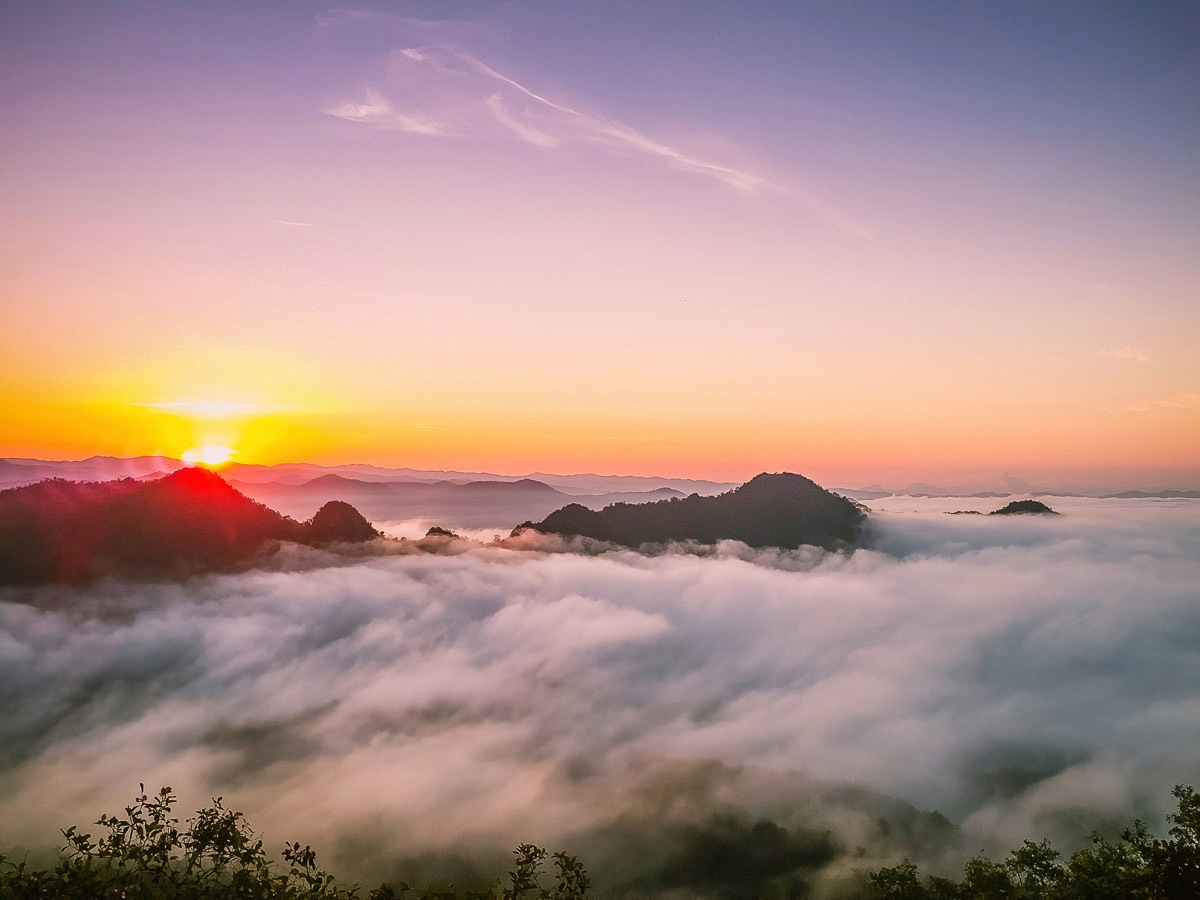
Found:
[1,498,1197,894]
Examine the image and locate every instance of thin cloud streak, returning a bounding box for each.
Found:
[452,49,766,196]
[485,94,560,149]
[324,51,763,195]
[137,401,303,417]
[1102,346,1149,363]
[138,401,261,417]
[324,86,443,135]
[1126,392,1200,413]
[318,13,869,235]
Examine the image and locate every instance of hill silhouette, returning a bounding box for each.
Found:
[0,468,379,586]
[989,499,1059,515]
[305,500,381,544]
[515,472,865,550]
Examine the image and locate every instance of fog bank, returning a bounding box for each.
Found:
[1,498,1197,892]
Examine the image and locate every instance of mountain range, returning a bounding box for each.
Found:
[1,468,871,585]
[4,458,1195,508]
[6,458,1196,505]
[0,458,739,529]
[0,457,736,496]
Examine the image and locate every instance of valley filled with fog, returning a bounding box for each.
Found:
[1,497,1197,894]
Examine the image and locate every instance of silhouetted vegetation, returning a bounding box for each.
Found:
[3,784,1195,898]
[0,785,588,899]
[306,501,381,544]
[870,784,1199,899]
[0,469,380,586]
[989,500,1059,516]
[656,815,836,900]
[514,473,865,551]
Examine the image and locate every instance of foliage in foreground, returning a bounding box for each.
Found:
[3,783,1196,899]
[870,784,1200,899]
[0,785,588,900]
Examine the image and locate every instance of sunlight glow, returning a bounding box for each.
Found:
[182,445,235,467]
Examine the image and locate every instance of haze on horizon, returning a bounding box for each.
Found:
[2,2,1198,484]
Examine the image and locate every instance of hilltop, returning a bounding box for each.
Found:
[514,472,865,551]
[0,468,379,586]
[989,499,1059,515]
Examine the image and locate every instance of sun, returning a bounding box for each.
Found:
[182,445,235,468]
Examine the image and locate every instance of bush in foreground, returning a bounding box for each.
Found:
[0,785,588,899]
[870,784,1199,899]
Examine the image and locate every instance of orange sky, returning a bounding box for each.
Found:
[2,4,1197,486]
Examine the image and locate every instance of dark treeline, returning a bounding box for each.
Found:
[870,785,1199,899]
[989,500,1059,516]
[517,473,865,551]
[4,785,1194,899]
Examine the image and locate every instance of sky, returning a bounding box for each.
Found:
[2,498,1198,893]
[1,1,1198,484]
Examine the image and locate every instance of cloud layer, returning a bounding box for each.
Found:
[1,498,1197,892]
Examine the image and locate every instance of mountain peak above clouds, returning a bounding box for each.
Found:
[0,470,379,586]
[517,472,865,551]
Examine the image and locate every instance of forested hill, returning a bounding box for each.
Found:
[0,468,378,586]
[515,472,866,550]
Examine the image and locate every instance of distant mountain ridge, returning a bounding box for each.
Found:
[516,472,865,551]
[0,457,736,498]
[228,476,686,529]
[0,468,378,586]
[1102,489,1200,499]
[3,457,1197,501]
[0,456,186,488]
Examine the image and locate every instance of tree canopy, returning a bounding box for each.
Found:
[870,784,1200,899]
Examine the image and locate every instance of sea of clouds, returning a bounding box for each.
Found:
[1,497,1197,893]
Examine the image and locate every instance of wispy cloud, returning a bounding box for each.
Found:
[1125,392,1200,413]
[324,48,764,196]
[454,49,766,196]
[324,85,443,135]
[317,13,869,235]
[484,94,559,149]
[138,401,261,418]
[1102,346,1148,363]
[271,219,317,227]
[137,401,302,418]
